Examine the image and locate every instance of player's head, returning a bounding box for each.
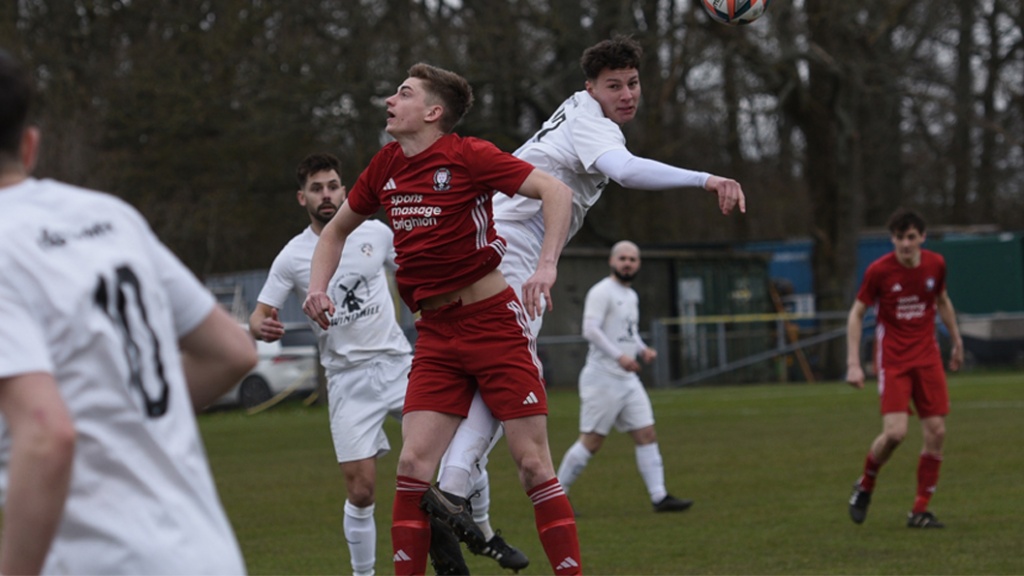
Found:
[887,207,927,264]
[295,153,345,227]
[581,35,643,80]
[609,240,641,283]
[887,207,927,236]
[401,63,474,134]
[581,36,642,126]
[0,48,38,176]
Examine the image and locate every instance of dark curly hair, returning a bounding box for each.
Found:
[580,35,643,80]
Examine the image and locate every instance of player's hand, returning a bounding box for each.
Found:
[258,309,285,343]
[618,354,641,373]
[639,347,657,364]
[303,291,335,330]
[522,263,557,320]
[949,339,964,372]
[705,175,746,215]
[846,364,865,389]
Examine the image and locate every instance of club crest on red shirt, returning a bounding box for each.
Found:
[433,167,452,191]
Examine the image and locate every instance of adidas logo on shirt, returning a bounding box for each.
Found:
[393,549,412,562]
[522,391,539,405]
[384,178,397,191]
[556,556,580,571]
[892,283,903,292]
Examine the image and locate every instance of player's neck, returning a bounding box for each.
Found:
[397,129,445,158]
[0,169,28,189]
[896,252,921,268]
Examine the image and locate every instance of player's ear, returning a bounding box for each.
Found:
[296,188,307,207]
[20,126,40,173]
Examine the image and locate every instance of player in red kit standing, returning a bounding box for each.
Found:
[302,63,581,575]
[845,208,964,528]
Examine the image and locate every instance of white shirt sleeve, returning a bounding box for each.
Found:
[582,315,624,360]
[594,148,711,190]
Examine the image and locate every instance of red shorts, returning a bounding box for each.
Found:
[877,361,949,418]
[405,287,547,421]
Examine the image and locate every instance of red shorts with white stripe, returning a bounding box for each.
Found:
[406,286,548,421]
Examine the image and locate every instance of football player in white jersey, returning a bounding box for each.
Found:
[0,48,257,575]
[431,35,743,563]
[249,153,411,576]
[556,241,693,511]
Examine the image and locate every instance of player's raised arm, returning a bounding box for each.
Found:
[303,201,368,329]
[514,168,572,319]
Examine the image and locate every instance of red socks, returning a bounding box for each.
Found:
[912,452,942,514]
[528,477,582,575]
[392,476,430,576]
[858,452,882,492]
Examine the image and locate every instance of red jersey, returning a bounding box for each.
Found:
[346,134,534,311]
[856,249,947,368]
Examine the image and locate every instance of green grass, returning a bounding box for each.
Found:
[200,372,1024,575]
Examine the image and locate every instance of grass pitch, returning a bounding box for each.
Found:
[200,372,1024,575]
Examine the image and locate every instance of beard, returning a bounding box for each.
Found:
[311,203,337,225]
[613,269,636,283]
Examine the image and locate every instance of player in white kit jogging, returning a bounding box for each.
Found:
[0,48,256,575]
[429,35,744,565]
[556,241,692,511]
[249,153,413,576]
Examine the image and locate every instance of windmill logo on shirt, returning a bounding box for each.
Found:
[433,167,452,191]
[360,242,373,257]
[329,274,370,314]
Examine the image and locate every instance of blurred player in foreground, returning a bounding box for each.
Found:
[0,48,256,575]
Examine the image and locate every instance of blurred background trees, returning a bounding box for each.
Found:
[4,0,1023,293]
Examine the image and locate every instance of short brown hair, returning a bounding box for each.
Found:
[407,63,474,133]
[580,35,643,80]
[296,153,341,189]
[887,207,927,235]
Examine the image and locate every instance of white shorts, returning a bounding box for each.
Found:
[326,353,410,463]
[578,364,655,436]
[496,219,544,336]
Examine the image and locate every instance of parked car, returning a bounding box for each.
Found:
[211,323,320,410]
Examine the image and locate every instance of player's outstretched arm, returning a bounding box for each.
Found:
[180,305,259,410]
[304,202,367,329]
[592,149,745,214]
[0,373,75,576]
[846,300,868,389]
[515,168,572,319]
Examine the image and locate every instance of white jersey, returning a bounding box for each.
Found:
[0,178,245,575]
[494,89,627,241]
[257,221,411,373]
[582,277,642,376]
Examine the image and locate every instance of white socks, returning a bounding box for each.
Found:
[635,442,667,503]
[556,440,593,492]
[343,500,376,576]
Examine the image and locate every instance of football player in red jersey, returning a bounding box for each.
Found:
[845,207,964,529]
[303,63,581,575]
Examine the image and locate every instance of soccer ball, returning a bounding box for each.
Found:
[701,0,771,26]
